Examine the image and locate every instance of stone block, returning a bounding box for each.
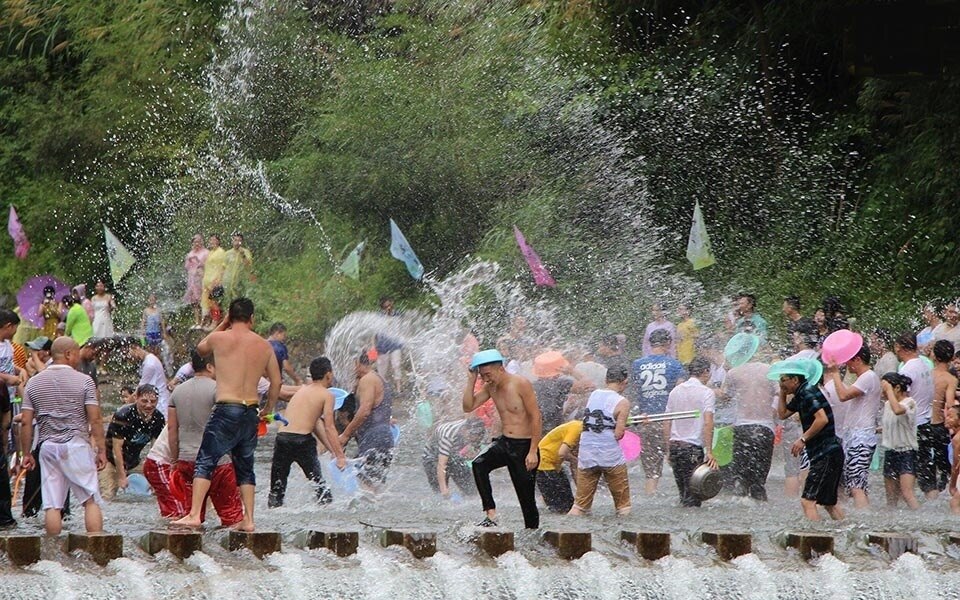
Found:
[296,529,359,557]
[620,530,671,561]
[227,530,281,559]
[543,530,592,560]
[142,530,202,559]
[701,531,751,560]
[0,535,41,566]
[475,528,514,557]
[785,532,834,560]
[379,529,436,559]
[66,532,123,566]
[867,532,917,559]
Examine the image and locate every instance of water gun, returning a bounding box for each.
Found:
[257,413,289,437]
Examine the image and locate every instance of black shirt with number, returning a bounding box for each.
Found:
[105,404,165,470]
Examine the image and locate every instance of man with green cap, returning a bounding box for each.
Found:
[773,358,844,521]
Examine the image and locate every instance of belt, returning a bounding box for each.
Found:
[215,401,260,409]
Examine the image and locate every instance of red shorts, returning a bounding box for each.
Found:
[143,458,188,518]
[176,460,243,526]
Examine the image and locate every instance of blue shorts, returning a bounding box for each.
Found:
[883,449,917,479]
[194,403,259,486]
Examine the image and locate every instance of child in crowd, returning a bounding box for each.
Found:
[880,372,920,509]
[120,384,136,404]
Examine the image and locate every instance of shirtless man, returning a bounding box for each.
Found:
[928,340,957,498]
[268,357,346,507]
[464,349,542,528]
[173,298,281,531]
[339,353,394,492]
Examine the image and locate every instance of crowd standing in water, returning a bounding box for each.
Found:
[4,235,960,535]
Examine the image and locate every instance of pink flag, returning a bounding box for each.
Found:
[7,205,30,260]
[513,226,556,287]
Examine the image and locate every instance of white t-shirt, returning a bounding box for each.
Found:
[933,322,960,346]
[665,377,715,446]
[140,353,170,416]
[844,369,881,447]
[899,357,933,425]
[881,396,917,450]
[146,423,174,465]
[822,380,846,436]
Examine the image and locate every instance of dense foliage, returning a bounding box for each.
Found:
[2,0,958,340]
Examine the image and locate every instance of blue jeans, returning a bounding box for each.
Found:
[194,403,259,486]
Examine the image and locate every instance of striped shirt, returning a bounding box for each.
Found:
[22,364,98,444]
[423,420,466,461]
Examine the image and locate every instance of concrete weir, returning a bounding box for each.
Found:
[66,533,123,566]
[701,531,752,560]
[141,530,202,559]
[474,527,514,557]
[380,529,437,559]
[295,529,359,557]
[867,532,917,559]
[620,530,670,561]
[226,531,281,559]
[543,530,592,560]
[0,534,41,566]
[784,532,834,560]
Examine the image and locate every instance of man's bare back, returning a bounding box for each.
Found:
[281,384,332,435]
[933,367,958,425]
[198,318,279,407]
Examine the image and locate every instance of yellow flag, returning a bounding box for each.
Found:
[103,224,136,284]
[686,200,716,270]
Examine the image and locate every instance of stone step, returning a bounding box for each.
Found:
[0,534,41,566]
[543,530,591,560]
[701,531,752,560]
[620,530,670,561]
[295,529,359,557]
[784,532,834,560]
[66,533,123,566]
[867,532,917,559]
[474,527,514,557]
[226,531,281,559]
[379,529,437,559]
[141,530,202,559]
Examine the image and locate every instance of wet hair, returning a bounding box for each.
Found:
[136,384,159,397]
[853,344,872,365]
[357,351,373,367]
[209,234,221,244]
[784,296,801,311]
[688,357,712,377]
[895,331,917,352]
[794,320,819,348]
[310,356,333,380]
[228,297,254,322]
[61,295,74,306]
[737,292,757,309]
[649,329,672,346]
[0,309,20,327]
[120,384,135,394]
[190,348,210,372]
[934,340,955,363]
[601,334,620,349]
[873,328,892,349]
[268,322,287,335]
[882,372,912,392]
[822,296,845,318]
[605,365,629,384]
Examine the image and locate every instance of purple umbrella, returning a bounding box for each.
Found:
[17,275,72,328]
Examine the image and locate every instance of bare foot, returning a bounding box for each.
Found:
[230,520,255,532]
[171,515,203,529]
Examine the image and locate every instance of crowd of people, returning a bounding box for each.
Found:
[4,264,960,536]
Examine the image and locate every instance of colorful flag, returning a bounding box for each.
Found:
[513,226,556,287]
[103,224,136,284]
[389,219,424,281]
[7,206,30,260]
[686,200,716,270]
[340,240,365,280]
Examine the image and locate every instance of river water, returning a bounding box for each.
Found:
[2,421,960,599]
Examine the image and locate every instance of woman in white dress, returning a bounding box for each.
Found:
[91,279,117,338]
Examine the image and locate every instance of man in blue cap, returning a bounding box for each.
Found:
[464,349,542,528]
[774,359,844,521]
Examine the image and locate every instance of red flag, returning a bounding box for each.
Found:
[513,226,556,287]
[7,205,30,260]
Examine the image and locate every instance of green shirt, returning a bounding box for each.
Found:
[65,303,93,346]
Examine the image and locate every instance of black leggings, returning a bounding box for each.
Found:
[536,469,574,513]
[731,424,774,501]
[268,432,331,507]
[472,436,539,528]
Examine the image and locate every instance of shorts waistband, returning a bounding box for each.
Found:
[214,401,260,409]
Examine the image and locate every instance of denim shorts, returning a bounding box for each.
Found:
[194,403,260,486]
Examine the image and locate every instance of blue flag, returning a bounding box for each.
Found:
[389,219,424,280]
